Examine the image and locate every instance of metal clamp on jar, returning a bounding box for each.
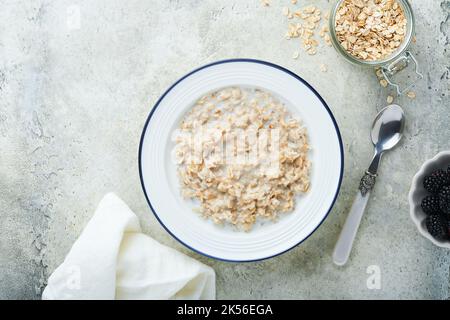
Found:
[329,0,423,95]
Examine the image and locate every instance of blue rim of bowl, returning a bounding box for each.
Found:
[138,58,344,262]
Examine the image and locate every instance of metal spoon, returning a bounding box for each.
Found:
[333,104,405,266]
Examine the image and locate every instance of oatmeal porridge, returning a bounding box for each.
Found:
[172,87,311,231]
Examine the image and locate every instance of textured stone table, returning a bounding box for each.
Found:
[1,0,449,299]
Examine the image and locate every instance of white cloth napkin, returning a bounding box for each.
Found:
[42,193,215,300]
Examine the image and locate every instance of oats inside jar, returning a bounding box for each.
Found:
[335,0,407,61]
[172,87,311,231]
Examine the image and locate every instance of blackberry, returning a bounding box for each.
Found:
[421,195,441,214]
[447,214,450,236]
[426,213,447,240]
[433,169,450,184]
[423,169,450,194]
[423,176,440,194]
[439,185,450,215]
[443,212,450,237]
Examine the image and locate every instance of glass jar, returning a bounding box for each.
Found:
[328,0,422,95]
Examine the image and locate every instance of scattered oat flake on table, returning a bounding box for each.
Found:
[387,95,394,104]
[320,64,328,72]
[380,79,388,88]
[407,91,416,99]
[307,48,317,55]
[291,0,297,4]
[277,3,334,55]
[261,0,270,6]
[324,33,332,46]
[375,68,384,78]
[319,25,329,37]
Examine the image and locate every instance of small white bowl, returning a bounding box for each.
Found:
[408,151,450,248]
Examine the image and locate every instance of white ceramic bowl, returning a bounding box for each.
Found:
[408,151,450,249]
[139,59,344,261]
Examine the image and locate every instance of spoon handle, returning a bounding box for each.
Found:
[332,171,377,266]
[332,191,370,266]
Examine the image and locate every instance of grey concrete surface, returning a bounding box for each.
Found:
[0,0,449,299]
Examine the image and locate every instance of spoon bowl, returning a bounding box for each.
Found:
[371,104,405,152]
